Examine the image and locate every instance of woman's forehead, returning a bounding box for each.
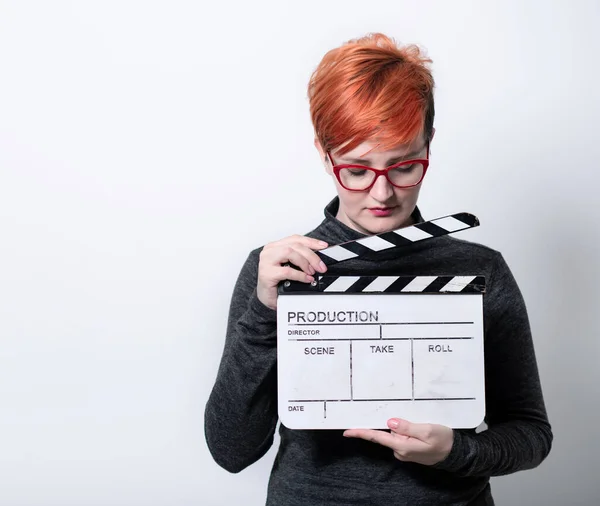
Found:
[335,136,425,160]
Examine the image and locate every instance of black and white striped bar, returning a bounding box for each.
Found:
[281,275,486,294]
[317,212,479,266]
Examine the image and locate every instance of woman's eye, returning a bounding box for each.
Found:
[392,164,415,173]
[348,169,368,177]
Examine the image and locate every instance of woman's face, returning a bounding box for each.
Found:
[317,135,430,235]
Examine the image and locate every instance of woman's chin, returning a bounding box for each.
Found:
[358,215,410,235]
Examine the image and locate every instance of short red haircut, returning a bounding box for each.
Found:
[308,33,435,156]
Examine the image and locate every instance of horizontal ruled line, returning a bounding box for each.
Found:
[288,397,476,402]
[288,337,474,342]
[414,397,476,401]
[289,322,474,326]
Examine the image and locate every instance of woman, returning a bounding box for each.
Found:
[205,33,552,505]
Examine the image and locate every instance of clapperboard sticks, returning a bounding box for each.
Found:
[280,212,485,295]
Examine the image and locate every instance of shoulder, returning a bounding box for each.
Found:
[438,236,525,306]
[440,236,517,280]
[233,247,263,285]
[438,235,503,261]
[243,228,321,266]
[433,231,498,253]
[408,235,504,277]
[245,224,329,261]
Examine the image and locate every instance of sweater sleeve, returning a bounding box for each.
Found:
[434,252,553,477]
[204,250,279,473]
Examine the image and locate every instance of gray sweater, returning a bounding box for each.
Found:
[205,199,552,505]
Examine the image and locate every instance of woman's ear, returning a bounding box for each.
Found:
[314,137,332,174]
[428,128,435,155]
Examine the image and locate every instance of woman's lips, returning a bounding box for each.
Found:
[368,207,396,217]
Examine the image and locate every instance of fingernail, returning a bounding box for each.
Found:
[309,265,315,275]
[306,274,314,283]
[319,261,327,272]
[388,419,399,428]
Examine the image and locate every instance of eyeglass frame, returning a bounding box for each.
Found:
[326,144,430,192]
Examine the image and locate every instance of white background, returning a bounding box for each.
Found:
[1,1,598,505]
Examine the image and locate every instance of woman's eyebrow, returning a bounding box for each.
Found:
[341,147,424,166]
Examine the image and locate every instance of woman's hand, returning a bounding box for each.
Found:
[343,418,454,466]
[257,235,329,310]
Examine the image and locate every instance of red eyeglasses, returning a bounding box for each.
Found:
[326,146,430,192]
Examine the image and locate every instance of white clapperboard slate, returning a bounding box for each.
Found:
[276,213,486,430]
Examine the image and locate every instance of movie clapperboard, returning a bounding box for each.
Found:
[277,213,486,430]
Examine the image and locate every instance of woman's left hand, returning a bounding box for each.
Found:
[343,418,454,466]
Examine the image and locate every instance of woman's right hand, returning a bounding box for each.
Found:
[257,235,329,310]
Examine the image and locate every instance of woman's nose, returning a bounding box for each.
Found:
[369,174,395,202]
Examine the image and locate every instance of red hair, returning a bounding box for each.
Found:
[308,33,435,156]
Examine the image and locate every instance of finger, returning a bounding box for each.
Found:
[280,235,329,251]
[293,244,329,273]
[267,247,315,276]
[388,418,433,442]
[343,429,398,450]
[276,265,314,284]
